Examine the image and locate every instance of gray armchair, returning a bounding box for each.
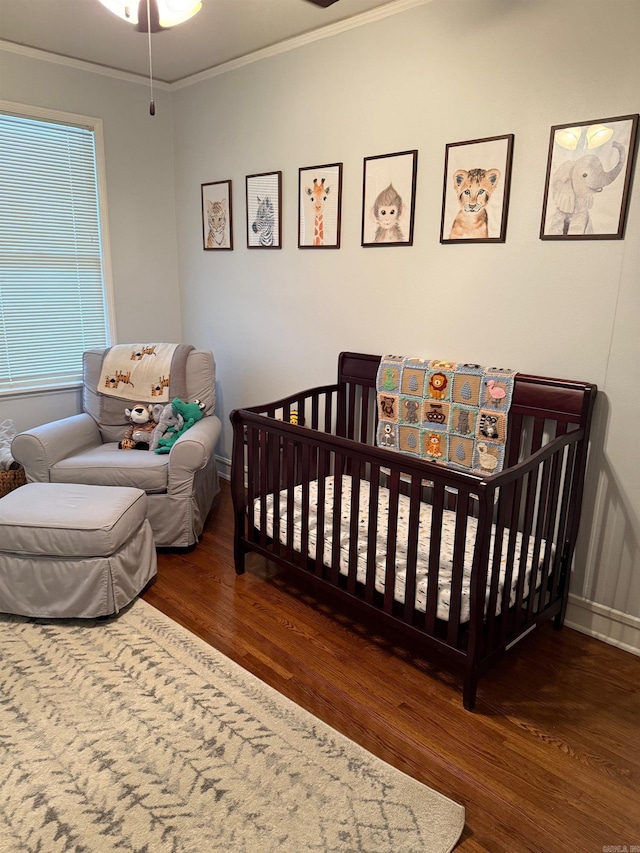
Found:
[12,348,221,548]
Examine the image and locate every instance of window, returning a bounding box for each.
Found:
[0,103,115,395]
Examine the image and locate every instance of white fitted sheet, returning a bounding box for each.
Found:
[254,475,547,623]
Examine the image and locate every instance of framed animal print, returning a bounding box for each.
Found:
[201,180,233,250]
[540,114,639,240]
[246,171,282,249]
[298,163,343,249]
[440,134,514,244]
[361,150,418,247]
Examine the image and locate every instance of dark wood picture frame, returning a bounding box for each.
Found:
[246,171,282,249]
[440,134,514,244]
[298,163,343,249]
[540,114,639,240]
[201,180,233,251]
[361,150,418,247]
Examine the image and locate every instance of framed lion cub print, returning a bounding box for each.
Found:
[440,134,514,244]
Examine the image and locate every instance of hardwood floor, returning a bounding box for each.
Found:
[144,480,640,853]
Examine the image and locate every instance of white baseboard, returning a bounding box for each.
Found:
[214,455,640,657]
[216,454,231,481]
[565,594,640,656]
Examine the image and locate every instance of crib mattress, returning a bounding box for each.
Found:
[253,475,547,623]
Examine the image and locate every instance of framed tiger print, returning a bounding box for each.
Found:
[298,163,343,249]
[201,180,233,251]
[440,134,514,244]
[246,171,282,249]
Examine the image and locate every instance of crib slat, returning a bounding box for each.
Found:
[530,417,546,454]
[527,456,553,618]
[512,470,534,630]
[347,383,357,441]
[486,484,509,640]
[500,476,525,644]
[403,474,422,622]
[365,466,381,605]
[284,439,296,561]
[246,426,257,542]
[347,460,362,595]
[384,469,401,615]
[447,490,470,647]
[537,447,564,611]
[424,483,445,635]
[325,392,333,434]
[330,454,345,584]
[551,443,577,601]
[299,442,311,569]
[268,431,282,557]
[506,411,524,468]
[311,393,319,431]
[258,429,269,549]
[360,387,370,445]
[315,448,329,578]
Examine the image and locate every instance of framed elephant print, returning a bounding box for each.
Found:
[440,135,514,244]
[540,114,639,240]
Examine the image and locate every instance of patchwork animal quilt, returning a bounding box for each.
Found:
[376,355,516,476]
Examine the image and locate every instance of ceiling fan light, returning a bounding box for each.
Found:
[156,0,202,27]
[586,124,614,149]
[97,0,202,28]
[554,126,582,150]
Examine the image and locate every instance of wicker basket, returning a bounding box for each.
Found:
[0,466,27,498]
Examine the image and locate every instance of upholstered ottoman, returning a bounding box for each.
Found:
[0,483,157,618]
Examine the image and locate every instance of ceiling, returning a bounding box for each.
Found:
[0,0,415,84]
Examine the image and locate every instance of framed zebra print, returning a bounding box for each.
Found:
[246,171,282,249]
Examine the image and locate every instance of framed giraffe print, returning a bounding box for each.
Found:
[361,150,418,247]
[298,163,343,249]
[246,171,282,249]
[201,180,233,250]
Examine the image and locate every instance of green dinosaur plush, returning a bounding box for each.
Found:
[154,398,205,454]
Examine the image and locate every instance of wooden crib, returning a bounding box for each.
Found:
[230,352,597,710]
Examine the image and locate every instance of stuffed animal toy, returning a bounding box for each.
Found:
[149,403,184,453]
[118,403,163,450]
[154,398,205,454]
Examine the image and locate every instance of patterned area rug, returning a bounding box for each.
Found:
[0,599,464,853]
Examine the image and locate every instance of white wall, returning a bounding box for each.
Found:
[0,49,182,431]
[1,0,638,646]
[172,0,640,636]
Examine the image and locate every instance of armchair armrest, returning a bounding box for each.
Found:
[167,415,222,494]
[12,413,101,483]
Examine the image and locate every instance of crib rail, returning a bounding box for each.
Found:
[230,353,596,709]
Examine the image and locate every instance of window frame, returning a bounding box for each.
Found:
[0,99,117,398]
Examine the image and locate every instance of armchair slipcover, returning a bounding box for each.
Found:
[12,348,221,548]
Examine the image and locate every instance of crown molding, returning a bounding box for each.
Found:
[0,39,172,89]
[1,0,430,91]
[172,0,430,89]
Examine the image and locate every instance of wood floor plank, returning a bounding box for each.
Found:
[143,481,640,853]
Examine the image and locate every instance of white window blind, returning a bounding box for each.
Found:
[0,109,112,394]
